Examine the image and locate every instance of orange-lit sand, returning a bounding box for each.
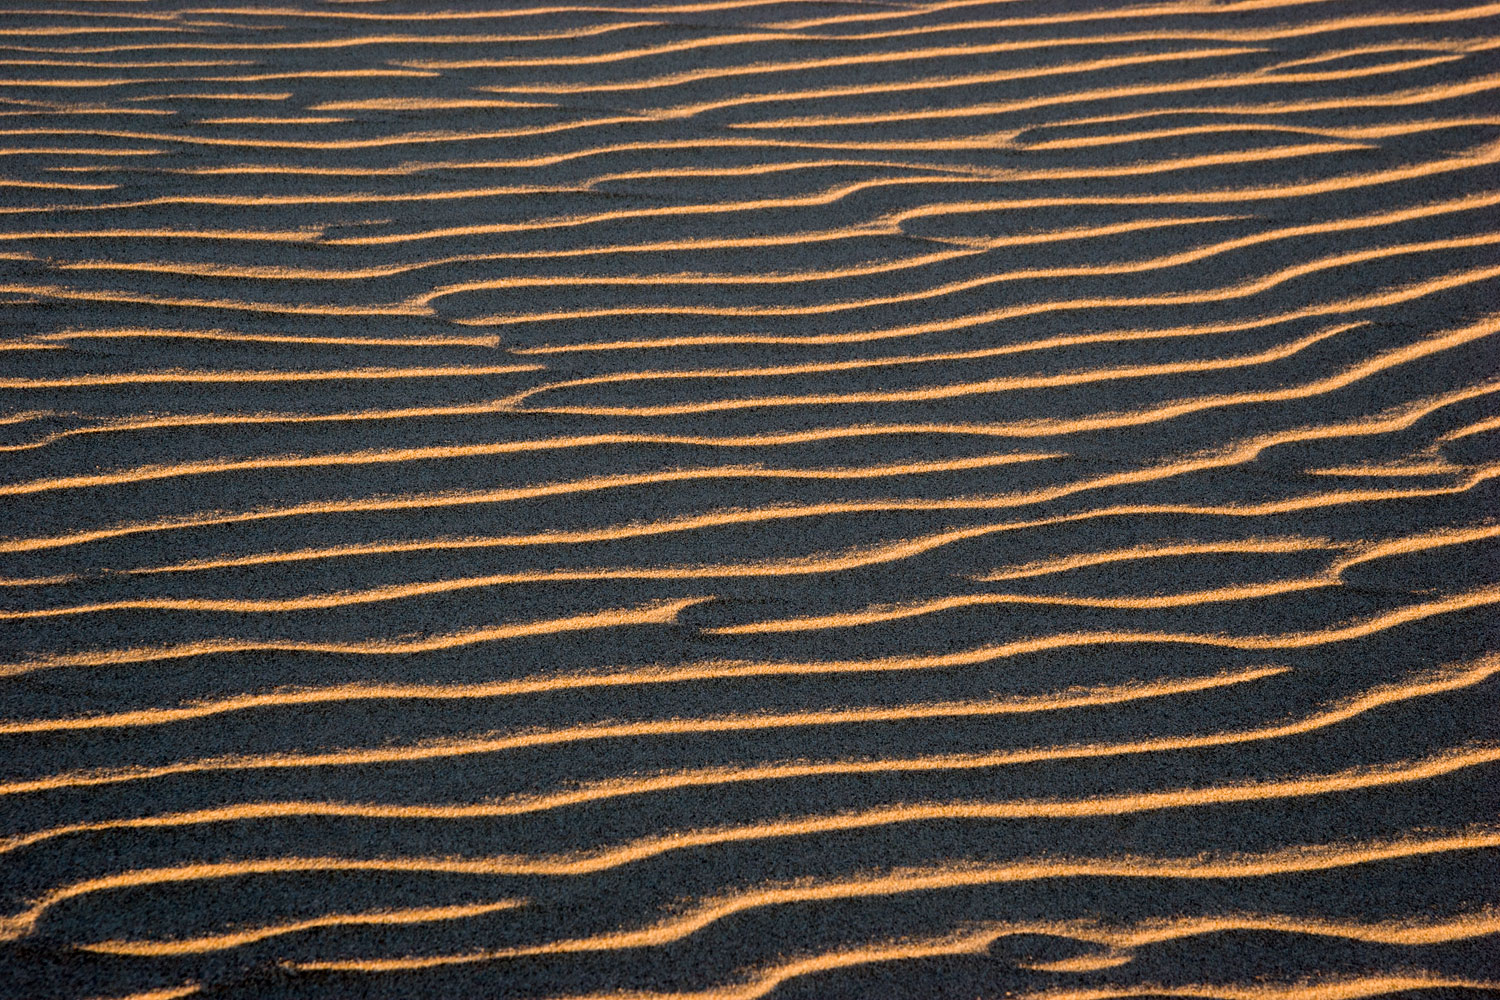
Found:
[1,2,1497,998]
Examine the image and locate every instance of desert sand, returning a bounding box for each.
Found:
[0,0,1498,998]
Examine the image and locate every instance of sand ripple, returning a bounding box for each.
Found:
[1,1,1497,998]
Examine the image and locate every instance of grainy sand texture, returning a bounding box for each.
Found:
[1,0,1498,998]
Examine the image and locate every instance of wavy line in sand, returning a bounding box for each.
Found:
[84,987,200,1000]
[185,1,873,21]
[0,443,1061,545]
[124,81,1500,183]
[49,213,1236,283]
[0,24,667,55]
[444,180,1488,290]
[6,305,1494,508]
[0,112,673,152]
[645,49,1481,121]
[174,0,1311,25]
[398,28,1171,72]
[0,264,1494,440]
[0,9,211,24]
[0,660,1278,742]
[25,571,1500,713]
[0,363,538,390]
[1330,463,1476,478]
[0,146,163,156]
[712,524,1500,632]
[0,446,1057,505]
[23,138,1500,277]
[119,0,1400,27]
[0,598,707,678]
[5,657,1495,862]
[403,6,1500,71]
[333,136,1495,247]
[472,227,1500,349]
[62,748,1500,907]
[118,463,1500,607]
[33,840,1493,954]
[0,176,116,190]
[57,237,981,287]
[0,805,1492,951]
[2,1,1488,983]
[0,226,323,243]
[81,68,1500,183]
[85,900,526,957]
[1,630,1495,802]
[273,828,1500,971]
[518,250,1500,354]
[1016,976,1500,1000]
[0,108,174,122]
[980,538,1349,582]
[0,59,254,68]
[491,947,1492,1000]
[22,326,502,348]
[8,450,1499,615]
[0,574,76,588]
[65,931,1500,1000]
[759,0,1404,31]
[481,42,1273,95]
[326,146,1334,248]
[733,55,1500,129]
[17,0,1381,53]
[475,19,1500,94]
[1017,116,1500,150]
[0,69,432,90]
[198,116,351,125]
[3,180,587,215]
[431,323,1369,414]
[0,281,425,318]
[1439,414,1500,443]
[1012,69,1500,142]
[120,92,293,103]
[304,97,562,110]
[416,187,1500,309]
[12,380,1497,592]
[139,134,1061,176]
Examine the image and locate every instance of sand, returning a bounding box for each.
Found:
[0,0,1498,997]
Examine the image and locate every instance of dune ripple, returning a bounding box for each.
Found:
[1,2,1497,998]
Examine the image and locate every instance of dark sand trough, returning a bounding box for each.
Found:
[0,0,1498,997]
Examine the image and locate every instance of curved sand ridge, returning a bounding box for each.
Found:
[1,1,1498,999]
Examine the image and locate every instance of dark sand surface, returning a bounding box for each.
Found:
[1,1,1499,998]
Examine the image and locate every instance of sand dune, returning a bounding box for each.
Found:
[1,1,1497,999]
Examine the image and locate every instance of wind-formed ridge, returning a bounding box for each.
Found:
[3,2,1498,997]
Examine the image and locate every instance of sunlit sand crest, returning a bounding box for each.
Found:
[4,4,1497,996]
